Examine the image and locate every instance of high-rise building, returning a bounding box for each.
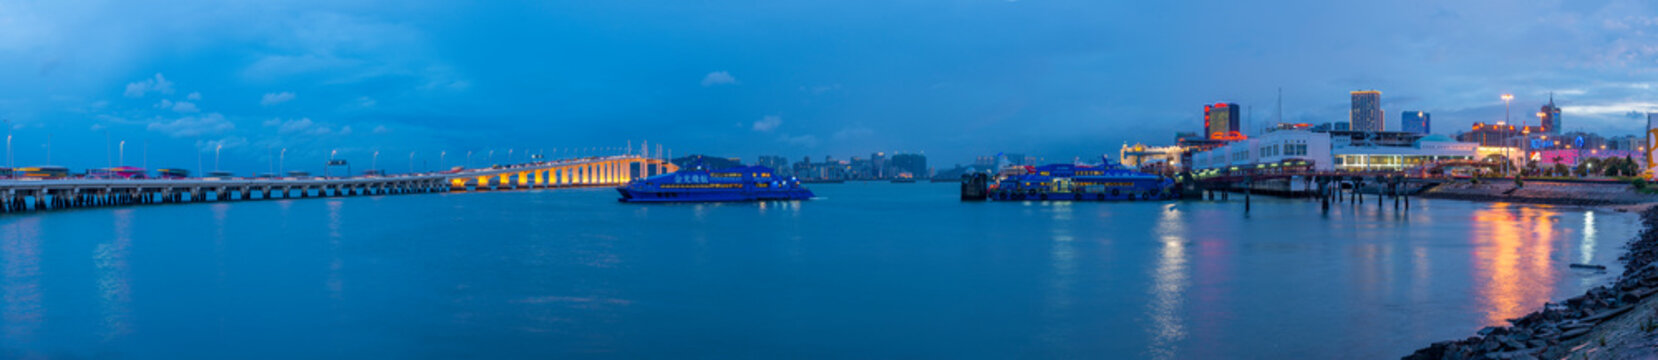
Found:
[757,155,789,174]
[889,153,928,178]
[1205,103,1242,140]
[870,152,887,178]
[1540,94,1562,134]
[1401,111,1430,134]
[1350,90,1383,132]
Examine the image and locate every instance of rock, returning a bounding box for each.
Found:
[1481,337,1503,352]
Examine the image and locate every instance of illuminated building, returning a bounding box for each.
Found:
[1191,129,1331,174]
[1456,122,1536,147]
[1204,103,1243,140]
[1191,129,1481,174]
[1350,90,1384,132]
[1119,143,1183,169]
[1401,111,1430,134]
[1539,94,1562,134]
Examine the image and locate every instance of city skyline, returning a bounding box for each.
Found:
[0,1,1655,174]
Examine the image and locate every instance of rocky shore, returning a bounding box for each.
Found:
[1404,206,1658,360]
[1418,180,1658,206]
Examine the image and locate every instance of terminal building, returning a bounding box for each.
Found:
[1191,129,1480,175]
[1191,129,1332,175]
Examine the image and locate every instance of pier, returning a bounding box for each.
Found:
[0,155,676,212]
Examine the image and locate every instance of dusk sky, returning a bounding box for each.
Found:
[0,0,1655,174]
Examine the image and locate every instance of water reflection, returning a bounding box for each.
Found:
[1039,202,1076,347]
[1582,212,1596,265]
[1473,206,1558,325]
[2,217,43,354]
[327,200,345,300]
[1146,204,1188,359]
[96,210,135,341]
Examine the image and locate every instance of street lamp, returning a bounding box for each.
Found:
[215,144,223,172]
[279,148,286,174]
[1501,93,1514,175]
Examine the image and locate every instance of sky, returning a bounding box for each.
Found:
[0,0,1655,174]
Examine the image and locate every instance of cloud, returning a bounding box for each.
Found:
[123,73,175,98]
[752,115,781,132]
[265,117,354,136]
[372,125,391,134]
[701,71,737,86]
[171,101,199,113]
[146,113,234,138]
[186,92,201,101]
[777,133,819,147]
[261,91,296,106]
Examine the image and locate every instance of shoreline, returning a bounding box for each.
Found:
[1405,198,1658,359]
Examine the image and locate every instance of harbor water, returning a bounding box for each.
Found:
[0,182,1638,359]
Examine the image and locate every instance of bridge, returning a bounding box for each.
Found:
[0,155,677,213]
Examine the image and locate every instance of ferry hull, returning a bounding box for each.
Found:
[617,188,814,203]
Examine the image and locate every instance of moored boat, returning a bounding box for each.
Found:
[618,165,813,203]
[963,158,1175,201]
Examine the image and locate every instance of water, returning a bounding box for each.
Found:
[0,182,1638,359]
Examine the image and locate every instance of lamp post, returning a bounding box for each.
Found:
[119,140,125,166]
[279,148,286,174]
[214,144,223,172]
[1502,93,1514,175]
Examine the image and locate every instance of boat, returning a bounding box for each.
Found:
[963,157,1175,201]
[618,165,813,203]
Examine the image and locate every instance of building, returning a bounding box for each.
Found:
[1535,149,1643,167]
[1191,129,1333,174]
[974,156,995,168]
[888,153,927,179]
[1331,133,1478,172]
[1456,122,1525,147]
[870,152,887,178]
[1350,90,1384,132]
[1540,94,1562,134]
[759,154,792,173]
[1119,143,1183,170]
[1609,135,1641,151]
[1401,111,1430,134]
[1312,122,1350,132]
[1205,103,1243,140]
[1191,129,1480,174]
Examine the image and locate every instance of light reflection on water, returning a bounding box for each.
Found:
[1473,206,1561,326]
[0,184,1639,359]
[1147,203,1188,360]
[2,217,42,357]
[97,209,134,342]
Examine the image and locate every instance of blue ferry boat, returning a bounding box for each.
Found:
[617,165,814,203]
[964,159,1175,201]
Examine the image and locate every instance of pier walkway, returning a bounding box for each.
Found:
[0,155,676,212]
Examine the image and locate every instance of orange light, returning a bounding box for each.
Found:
[1501,94,1514,101]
